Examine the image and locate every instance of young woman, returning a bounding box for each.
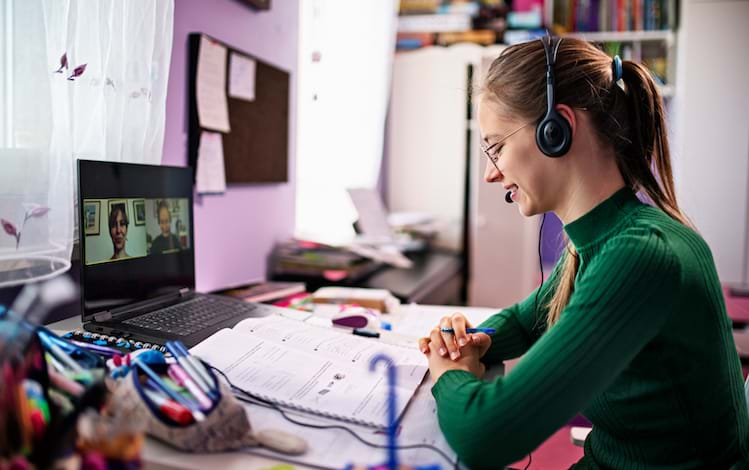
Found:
[419,37,749,469]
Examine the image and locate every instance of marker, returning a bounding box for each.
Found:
[134,357,205,422]
[70,339,121,357]
[141,387,195,426]
[168,363,214,410]
[440,327,496,334]
[165,342,214,398]
[173,341,215,393]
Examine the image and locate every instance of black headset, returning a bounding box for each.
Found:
[535,35,572,158]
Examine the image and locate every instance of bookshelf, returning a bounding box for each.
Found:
[563,29,676,97]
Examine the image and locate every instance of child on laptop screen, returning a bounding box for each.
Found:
[418,37,749,469]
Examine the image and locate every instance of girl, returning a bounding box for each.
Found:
[420,37,749,469]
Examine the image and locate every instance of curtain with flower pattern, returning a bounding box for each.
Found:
[0,0,174,286]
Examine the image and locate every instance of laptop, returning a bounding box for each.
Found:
[77,159,273,347]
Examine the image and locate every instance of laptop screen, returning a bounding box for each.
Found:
[77,160,195,321]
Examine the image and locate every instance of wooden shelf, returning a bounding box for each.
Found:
[564,30,675,44]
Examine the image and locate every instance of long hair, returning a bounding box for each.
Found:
[481,38,690,326]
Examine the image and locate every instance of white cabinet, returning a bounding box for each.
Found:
[387,44,540,308]
[673,0,749,285]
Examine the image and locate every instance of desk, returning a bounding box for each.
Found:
[46,304,582,469]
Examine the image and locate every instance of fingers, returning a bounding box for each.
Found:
[450,314,469,348]
[470,333,492,357]
[418,336,430,354]
[439,316,463,360]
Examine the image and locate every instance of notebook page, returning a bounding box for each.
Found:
[191,328,423,429]
[232,315,427,390]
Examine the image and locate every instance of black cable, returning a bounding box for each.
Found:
[209,365,459,470]
[523,212,547,470]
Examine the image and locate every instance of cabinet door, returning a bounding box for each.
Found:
[468,50,541,308]
[675,0,749,284]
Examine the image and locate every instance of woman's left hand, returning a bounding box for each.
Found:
[425,326,491,382]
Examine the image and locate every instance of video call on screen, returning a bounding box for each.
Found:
[83,197,191,266]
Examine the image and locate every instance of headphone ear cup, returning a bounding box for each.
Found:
[535,110,572,158]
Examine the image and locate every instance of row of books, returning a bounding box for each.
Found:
[552,0,677,33]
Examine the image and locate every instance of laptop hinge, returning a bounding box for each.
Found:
[91,288,194,323]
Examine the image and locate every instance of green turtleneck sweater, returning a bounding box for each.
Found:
[432,188,749,469]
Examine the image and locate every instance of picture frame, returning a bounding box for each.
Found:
[83,200,100,236]
[107,199,129,228]
[241,0,270,10]
[132,199,146,226]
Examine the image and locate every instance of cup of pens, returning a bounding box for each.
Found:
[110,340,259,453]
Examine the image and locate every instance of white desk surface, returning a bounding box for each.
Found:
[46,303,499,469]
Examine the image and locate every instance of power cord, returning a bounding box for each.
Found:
[209,365,460,470]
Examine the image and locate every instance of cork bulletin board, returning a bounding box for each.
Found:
[187,33,289,184]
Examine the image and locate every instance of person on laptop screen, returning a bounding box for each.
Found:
[108,203,130,260]
[150,200,181,254]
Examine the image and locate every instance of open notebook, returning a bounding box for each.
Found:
[190,314,428,429]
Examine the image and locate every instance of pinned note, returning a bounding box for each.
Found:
[196,35,231,133]
[229,52,256,102]
[196,131,226,194]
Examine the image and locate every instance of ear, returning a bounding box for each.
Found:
[556,104,577,138]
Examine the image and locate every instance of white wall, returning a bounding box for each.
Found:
[673,0,749,285]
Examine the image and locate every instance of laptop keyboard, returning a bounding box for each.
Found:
[122,296,257,337]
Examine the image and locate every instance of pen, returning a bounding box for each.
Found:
[134,357,205,422]
[165,342,214,398]
[173,341,216,394]
[440,327,496,334]
[39,333,85,374]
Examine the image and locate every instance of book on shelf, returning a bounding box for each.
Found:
[190,313,428,429]
[398,13,473,33]
[219,281,306,303]
[551,0,674,33]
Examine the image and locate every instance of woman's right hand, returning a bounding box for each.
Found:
[418,313,492,361]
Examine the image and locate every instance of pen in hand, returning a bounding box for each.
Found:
[440,327,496,334]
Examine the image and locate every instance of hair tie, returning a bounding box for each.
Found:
[612,55,623,82]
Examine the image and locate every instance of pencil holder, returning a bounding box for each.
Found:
[110,360,259,453]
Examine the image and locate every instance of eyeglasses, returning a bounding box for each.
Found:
[481,123,532,173]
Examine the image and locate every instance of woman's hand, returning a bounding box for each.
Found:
[426,331,491,382]
[418,313,490,361]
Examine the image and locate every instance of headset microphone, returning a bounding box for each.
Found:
[505,191,513,204]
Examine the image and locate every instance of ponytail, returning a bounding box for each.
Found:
[544,58,690,328]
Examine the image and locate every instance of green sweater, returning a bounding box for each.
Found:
[432,188,749,469]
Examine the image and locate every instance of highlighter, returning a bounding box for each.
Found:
[142,387,195,426]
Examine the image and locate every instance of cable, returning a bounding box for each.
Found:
[208,366,460,470]
[523,212,547,470]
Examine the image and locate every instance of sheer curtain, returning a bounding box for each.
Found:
[0,0,173,287]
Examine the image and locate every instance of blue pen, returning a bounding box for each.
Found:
[165,342,216,399]
[440,327,496,334]
[134,357,206,422]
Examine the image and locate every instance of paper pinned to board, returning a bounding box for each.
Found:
[229,52,256,102]
[196,131,226,194]
[196,35,231,133]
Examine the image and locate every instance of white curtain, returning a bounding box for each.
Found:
[0,0,174,287]
[296,0,399,244]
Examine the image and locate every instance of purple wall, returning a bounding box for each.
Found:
[162,0,298,293]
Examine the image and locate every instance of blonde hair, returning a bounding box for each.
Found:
[482,38,690,326]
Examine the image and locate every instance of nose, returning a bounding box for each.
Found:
[484,159,502,183]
